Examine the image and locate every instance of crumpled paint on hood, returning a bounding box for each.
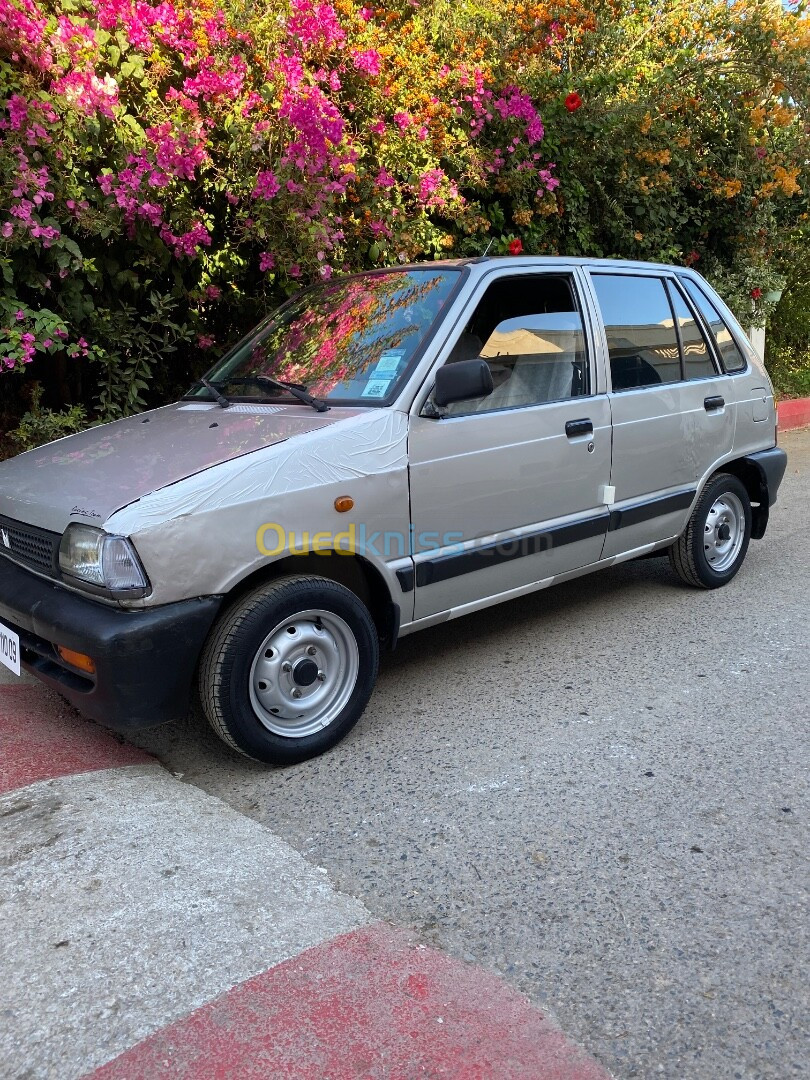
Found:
[0,401,358,533]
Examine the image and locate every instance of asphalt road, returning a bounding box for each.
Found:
[6,429,809,1078]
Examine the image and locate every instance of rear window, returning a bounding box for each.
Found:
[680,278,747,373]
[591,274,681,391]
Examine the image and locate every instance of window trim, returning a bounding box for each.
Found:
[420,269,596,419]
[677,275,749,375]
[663,277,721,383]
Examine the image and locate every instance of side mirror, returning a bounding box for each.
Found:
[433,358,494,408]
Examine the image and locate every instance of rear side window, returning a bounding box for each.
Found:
[680,278,747,372]
[591,274,681,391]
[666,283,717,381]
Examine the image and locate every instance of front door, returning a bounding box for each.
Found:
[408,269,611,620]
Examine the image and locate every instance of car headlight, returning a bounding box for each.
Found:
[59,524,150,598]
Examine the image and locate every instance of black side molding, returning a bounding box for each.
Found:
[608,489,696,532]
[414,514,609,588]
[395,567,414,593]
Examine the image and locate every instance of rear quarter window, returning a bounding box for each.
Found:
[680,278,747,373]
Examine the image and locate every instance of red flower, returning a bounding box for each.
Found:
[750,287,762,300]
[684,250,700,266]
[508,237,523,256]
[564,92,583,113]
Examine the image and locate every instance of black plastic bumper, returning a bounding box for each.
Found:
[0,556,222,730]
[745,446,788,507]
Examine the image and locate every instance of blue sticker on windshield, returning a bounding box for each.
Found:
[361,378,393,399]
[374,350,405,375]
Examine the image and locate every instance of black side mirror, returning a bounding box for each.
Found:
[433,358,493,408]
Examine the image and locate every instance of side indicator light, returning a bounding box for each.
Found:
[56,646,96,675]
[334,496,354,513]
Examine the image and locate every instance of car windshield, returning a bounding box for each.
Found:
[187,268,461,406]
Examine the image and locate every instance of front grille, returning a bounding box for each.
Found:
[0,514,60,576]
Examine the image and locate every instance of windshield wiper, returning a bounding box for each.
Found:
[228,376,329,413]
[199,377,231,409]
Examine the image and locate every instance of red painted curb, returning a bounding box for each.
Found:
[89,924,608,1080]
[0,685,152,794]
[778,396,810,431]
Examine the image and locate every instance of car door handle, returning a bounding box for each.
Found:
[704,395,725,411]
[565,418,593,438]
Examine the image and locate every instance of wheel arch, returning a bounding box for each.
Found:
[709,457,769,540]
[221,551,400,648]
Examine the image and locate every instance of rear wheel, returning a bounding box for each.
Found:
[668,473,752,589]
[199,575,379,765]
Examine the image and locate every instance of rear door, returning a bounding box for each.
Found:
[407,266,611,620]
[586,269,735,559]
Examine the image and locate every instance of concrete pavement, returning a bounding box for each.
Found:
[1,685,608,1079]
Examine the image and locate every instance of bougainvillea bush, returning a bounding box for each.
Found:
[0,0,808,445]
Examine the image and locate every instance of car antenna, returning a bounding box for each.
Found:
[482,238,494,256]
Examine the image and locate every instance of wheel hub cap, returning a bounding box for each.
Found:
[292,658,319,687]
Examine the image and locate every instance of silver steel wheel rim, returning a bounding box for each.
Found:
[704,492,745,573]
[249,609,359,738]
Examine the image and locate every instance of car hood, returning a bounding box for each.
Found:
[0,401,358,534]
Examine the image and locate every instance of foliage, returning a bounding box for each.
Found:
[9,381,86,449]
[0,0,808,435]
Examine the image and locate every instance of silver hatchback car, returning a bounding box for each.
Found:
[0,258,787,764]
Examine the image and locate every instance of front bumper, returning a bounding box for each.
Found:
[0,556,222,730]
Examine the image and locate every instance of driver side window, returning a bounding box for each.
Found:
[441,274,589,416]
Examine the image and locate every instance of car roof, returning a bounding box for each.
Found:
[393,256,695,274]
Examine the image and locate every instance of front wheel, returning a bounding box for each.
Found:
[199,575,379,765]
[668,473,752,589]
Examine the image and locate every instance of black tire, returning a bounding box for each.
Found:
[199,574,379,765]
[668,473,752,589]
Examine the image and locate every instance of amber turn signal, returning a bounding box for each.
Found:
[334,496,354,513]
[56,646,96,675]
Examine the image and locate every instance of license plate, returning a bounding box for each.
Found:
[0,620,21,676]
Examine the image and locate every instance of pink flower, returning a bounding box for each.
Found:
[205,285,221,300]
[288,263,301,279]
[375,168,395,188]
[259,252,275,272]
[352,49,381,77]
[393,111,412,131]
[15,310,25,320]
[419,168,445,201]
[1,222,13,238]
[537,166,559,192]
[197,334,215,349]
[252,170,280,200]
